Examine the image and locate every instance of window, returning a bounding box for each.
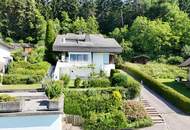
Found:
[70,54,89,62]
[103,53,109,64]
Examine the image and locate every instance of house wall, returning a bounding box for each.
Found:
[0,44,11,64]
[0,114,62,130]
[53,52,114,80]
[93,53,110,73]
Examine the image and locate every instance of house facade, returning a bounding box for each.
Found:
[0,40,13,73]
[53,33,122,80]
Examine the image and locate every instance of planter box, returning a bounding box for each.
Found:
[48,97,63,111]
[0,101,23,113]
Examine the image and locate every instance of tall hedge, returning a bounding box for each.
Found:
[121,64,190,114]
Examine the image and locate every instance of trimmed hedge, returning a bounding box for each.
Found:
[121,64,190,113]
[3,74,43,84]
[88,78,111,88]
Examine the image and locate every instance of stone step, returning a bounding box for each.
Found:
[62,122,72,130]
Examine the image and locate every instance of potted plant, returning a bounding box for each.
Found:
[0,94,23,112]
[45,81,63,111]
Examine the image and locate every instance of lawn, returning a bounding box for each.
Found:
[0,84,41,90]
[158,79,190,99]
[126,62,187,79]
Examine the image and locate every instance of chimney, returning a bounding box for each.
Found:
[62,37,66,44]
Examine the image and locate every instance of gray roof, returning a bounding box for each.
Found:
[179,58,190,67]
[53,33,122,53]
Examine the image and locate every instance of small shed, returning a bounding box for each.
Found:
[132,55,150,64]
[179,58,190,81]
[22,43,33,54]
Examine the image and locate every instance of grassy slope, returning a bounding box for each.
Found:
[126,62,187,79]
[159,79,190,99]
[126,62,190,99]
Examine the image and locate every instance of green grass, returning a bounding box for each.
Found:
[126,62,188,79]
[0,84,41,90]
[158,79,190,99]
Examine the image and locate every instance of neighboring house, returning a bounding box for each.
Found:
[53,33,122,80]
[0,39,13,73]
[179,58,190,81]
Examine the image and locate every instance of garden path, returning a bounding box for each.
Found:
[139,85,190,130]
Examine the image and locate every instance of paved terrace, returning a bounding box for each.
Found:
[0,92,62,117]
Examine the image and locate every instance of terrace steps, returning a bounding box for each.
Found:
[62,118,82,130]
[141,98,165,124]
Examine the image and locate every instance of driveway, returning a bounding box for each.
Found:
[139,86,190,130]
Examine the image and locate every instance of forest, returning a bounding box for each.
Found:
[0,0,190,63]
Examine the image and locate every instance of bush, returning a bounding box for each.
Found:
[84,110,128,130]
[82,80,88,88]
[5,37,13,43]
[60,74,70,87]
[3,74,43,84]
[111,73,128,87]
[4,61,50,85]
[124,75,141,99]
[167,56,184,65]
[88,78,111,88]
[74,77,81,88]
[64,90,122,117]
[123,101,148,121]
[45,81,63,99]
[110,69,120,78]
[99,70,106,77]
[0,94,16,102]
[122,64,190,114]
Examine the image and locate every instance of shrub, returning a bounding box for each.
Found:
[74,77,82,88]
[64,90,122,117]
[3,74,43,85]
[0,94,16,102]
[111,73,128,87]
[124,76,141,99]
[82,80,88,88]
[122,64,190,113]
[123,101,148,121]
[167,56,184,65]
[84,110,128,130]
[110,69,120,78]
[45,81,63,99]
[99,70,106,77]
[60,74,70,87]
[5,61,50,85]
[88,78,111,88]
[5,37,13,43]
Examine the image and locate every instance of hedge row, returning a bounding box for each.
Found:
[88,78,111,88]
[121,64,190,114]
[3,74,43,84]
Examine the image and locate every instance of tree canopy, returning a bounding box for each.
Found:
[0,0,190,63]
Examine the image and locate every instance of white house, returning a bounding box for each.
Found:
[0,39,13,73]
[53,33,122,80]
